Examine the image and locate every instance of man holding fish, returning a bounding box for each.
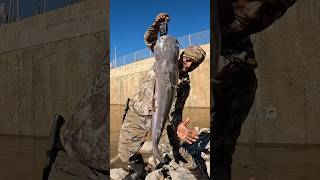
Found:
[213,0,298,179]
[118,13,206,180]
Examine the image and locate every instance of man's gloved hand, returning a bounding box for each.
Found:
[155,12,170,25]
[177,118,199,144]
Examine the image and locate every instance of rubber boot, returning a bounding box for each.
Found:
[124,154,147,180]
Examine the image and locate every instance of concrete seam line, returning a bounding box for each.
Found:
[0,30,107,55]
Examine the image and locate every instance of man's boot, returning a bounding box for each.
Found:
[124,154,147,180]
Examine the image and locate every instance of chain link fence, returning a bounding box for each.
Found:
[111,29,210,68]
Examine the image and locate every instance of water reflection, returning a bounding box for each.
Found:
[0,133,320,179]
[233,145,320,180]
[0,136,47,180]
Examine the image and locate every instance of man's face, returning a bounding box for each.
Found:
[179,56,200,73]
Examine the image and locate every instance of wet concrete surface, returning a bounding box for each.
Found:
[0,136,47,180]
[0,136,106,180]
[233,144,320,180]
[0,139,320,179]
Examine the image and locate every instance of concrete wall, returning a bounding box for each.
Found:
[110,44,210,108]
[0,0,108,136]
[239,0,320,144]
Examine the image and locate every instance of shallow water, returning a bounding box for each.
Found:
[0,136,47,180]
[1,135,320,179]
[1,105,320,179]
[233,144,320,180]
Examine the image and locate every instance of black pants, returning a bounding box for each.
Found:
[212,63,257,180]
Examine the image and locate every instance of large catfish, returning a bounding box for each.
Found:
[152,35,179,164]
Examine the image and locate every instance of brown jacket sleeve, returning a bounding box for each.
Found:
[226,0,297,35]
[248,0,298,34]
[144,21,160,52]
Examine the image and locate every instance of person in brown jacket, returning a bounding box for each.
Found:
[118,13,207,179]
[213,0,298,179]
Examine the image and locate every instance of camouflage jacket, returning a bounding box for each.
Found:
[144,20,161,52]
[129,66,190,127]
[61,59,108,171]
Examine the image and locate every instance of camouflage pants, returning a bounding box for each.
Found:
[118,109,172,164]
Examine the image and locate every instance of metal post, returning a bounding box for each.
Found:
[134,52,137,62]
[12,0,15,21]
[188,34,192,46]
[44,0,46,13]
[114,45,117,68]
[16,0,19,20]
[8,0,12,22]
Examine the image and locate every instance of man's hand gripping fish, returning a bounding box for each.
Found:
[152,35,179,164]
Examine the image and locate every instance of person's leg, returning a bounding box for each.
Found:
[118,109,151,179]
[212,82,231,180]
[213,65,257,180]
[223,89,256,179]
[118,109,151,163]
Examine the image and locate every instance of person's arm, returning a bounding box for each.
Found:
[171,78,191,128]
[220,0,235,27]
[144,13,170,52]
[171,77,199,144]
[226,0,298,35]
[249,0,298,34]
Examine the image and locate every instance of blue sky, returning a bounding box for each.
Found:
[110,0,210,59]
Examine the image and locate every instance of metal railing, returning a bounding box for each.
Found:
[111,29,210,68]
[0,0,82,26]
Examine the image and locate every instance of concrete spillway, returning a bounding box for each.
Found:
[0,0,108,136]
